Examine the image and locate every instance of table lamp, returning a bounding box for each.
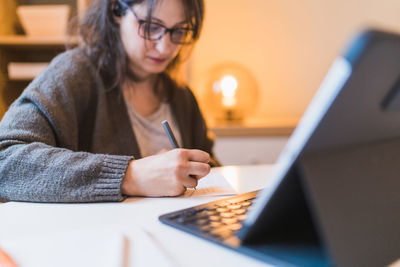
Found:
[202,62,259,124]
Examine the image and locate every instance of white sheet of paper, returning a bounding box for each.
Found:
[182,171,237,197]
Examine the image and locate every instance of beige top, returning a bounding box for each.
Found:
[124,99,182,157]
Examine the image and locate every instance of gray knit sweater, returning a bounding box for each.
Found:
[0,48,217,203]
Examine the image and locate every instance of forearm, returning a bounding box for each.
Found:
[0,142,132,203]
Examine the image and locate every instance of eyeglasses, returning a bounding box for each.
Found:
[120,2,194,45]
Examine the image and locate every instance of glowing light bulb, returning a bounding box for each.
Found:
[203,62,259,123]
[220,75,238,107]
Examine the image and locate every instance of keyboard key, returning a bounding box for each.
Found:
[210,221,223,227]
[241,201,252,207]
[196,219,209,226]
[234,209,246,215]
[237,215,246,221]
[183,210,198,217]
[227,223,242,231]
[227,204,242,210]
[195,211,210,219]
[221,218,238,224]
[205,210,217,216]
[176,217,186,224]
[167,214,180,220]
[199,225,213,232]
[216,207,229,213]
[220,212,235,218]
[210,226,232,237]
[209,215,221,221]
[216,202,229,207]
[223,235,241,246]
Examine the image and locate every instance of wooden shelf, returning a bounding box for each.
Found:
[209,117,299,137]
[0,35,78,48]
[0,35,77,117]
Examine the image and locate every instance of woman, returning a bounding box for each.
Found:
[0,0,219,202]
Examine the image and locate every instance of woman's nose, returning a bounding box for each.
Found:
[155,34,175,54]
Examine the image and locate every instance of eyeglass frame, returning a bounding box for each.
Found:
[118,1,194,45]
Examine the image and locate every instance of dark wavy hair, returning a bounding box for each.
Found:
[77,0,204,99]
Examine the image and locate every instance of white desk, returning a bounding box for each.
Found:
[0,165,278,267]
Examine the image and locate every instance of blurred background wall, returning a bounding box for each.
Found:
[191,0,400,122]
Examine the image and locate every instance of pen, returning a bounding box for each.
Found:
[162,120,197,190]
[0,246,18,267]
[161,120,179,149]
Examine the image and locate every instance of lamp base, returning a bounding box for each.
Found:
[215,109,243,124]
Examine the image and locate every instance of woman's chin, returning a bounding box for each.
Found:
[146,66,168,75]
[129,64,169,80]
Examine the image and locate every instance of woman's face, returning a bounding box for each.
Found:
[119,0,186,80]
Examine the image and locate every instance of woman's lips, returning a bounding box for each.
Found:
[148,57,167,64]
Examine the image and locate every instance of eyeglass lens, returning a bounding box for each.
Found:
[139,22,193,44]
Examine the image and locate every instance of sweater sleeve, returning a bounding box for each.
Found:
[0,50,131,203]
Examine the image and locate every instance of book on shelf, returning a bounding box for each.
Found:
[7,62,49,80]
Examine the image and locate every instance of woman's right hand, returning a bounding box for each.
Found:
[121,149,211,197]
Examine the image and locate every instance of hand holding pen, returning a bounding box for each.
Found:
[121,121,210,197]
[162,120,199,190]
